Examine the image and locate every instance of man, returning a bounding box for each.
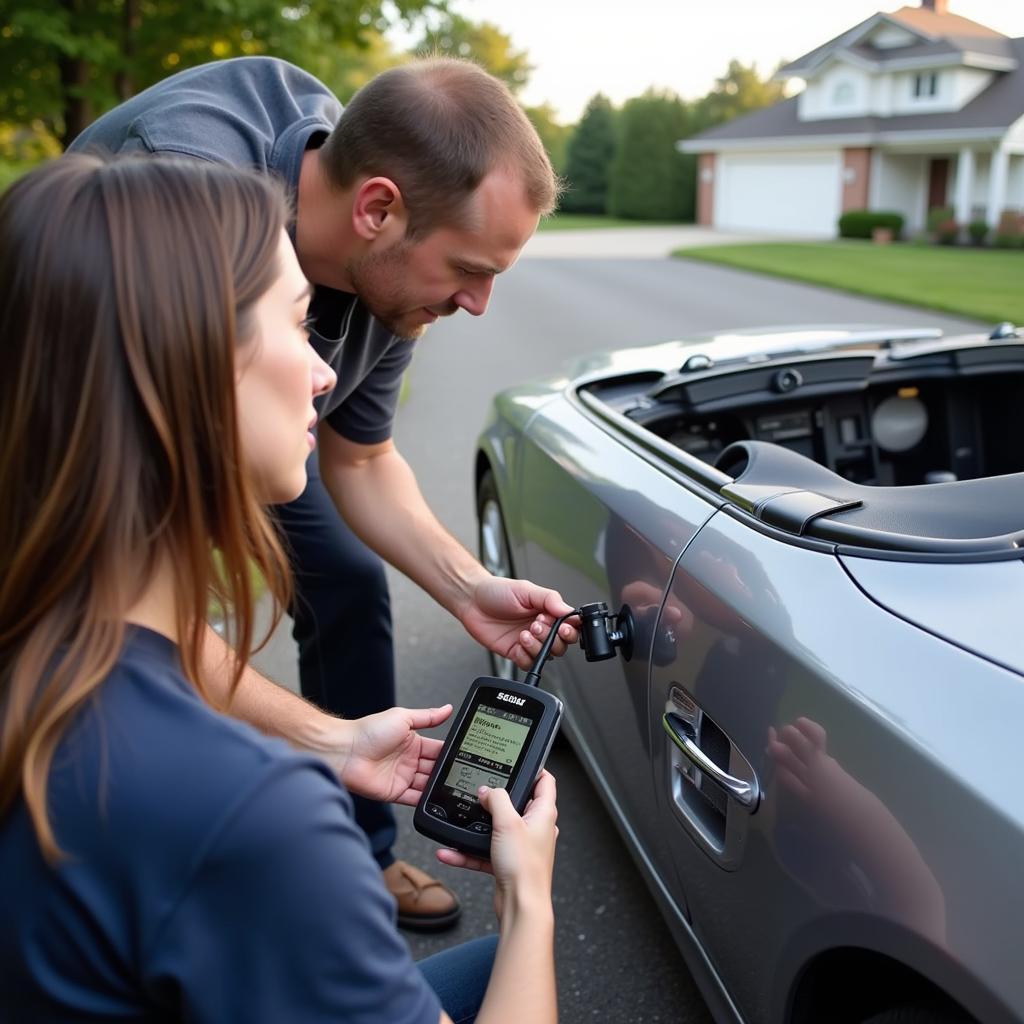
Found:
[70,56,578,930]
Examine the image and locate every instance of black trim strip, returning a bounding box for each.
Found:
[575,387,732,493]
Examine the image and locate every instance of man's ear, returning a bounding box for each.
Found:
[352,176,407,242]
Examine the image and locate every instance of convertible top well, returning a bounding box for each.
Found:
[577,325,1024,560]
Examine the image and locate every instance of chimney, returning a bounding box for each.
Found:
[921,0,949,13]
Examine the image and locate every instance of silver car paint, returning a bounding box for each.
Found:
[514,396,715,849]
[655,512,1023,1023]
[841,556,1024,676]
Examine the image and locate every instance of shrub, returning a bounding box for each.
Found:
[926,206,954,234]
[997,209,1023,233]
[837,210,905,240]
[968,220,989,245]
[994,209,1023,249]
[934,218,959,245]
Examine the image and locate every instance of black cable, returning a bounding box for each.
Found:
[523,608,580,687]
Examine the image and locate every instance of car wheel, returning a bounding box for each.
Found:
[861,1006,972,1024]
[477,469,520,682]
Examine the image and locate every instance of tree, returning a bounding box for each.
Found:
[322,29,407,105]
[691,59,786,134]
[0,0,446,148]
[413,13,531,94]
[607,89,691,221]
[561,93,615,214]
[523,102,570,175]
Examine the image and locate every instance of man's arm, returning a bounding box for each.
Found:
[201,625,449,803]
[317,427,578,669]
[202,624,349,761]
[318,430,483,617]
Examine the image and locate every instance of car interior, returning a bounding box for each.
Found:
[578,327,1024,555]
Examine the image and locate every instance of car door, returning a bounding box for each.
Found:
[513,394,718,881]
[646,507,1024,1023]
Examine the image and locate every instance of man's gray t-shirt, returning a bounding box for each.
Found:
[70,56,413,445]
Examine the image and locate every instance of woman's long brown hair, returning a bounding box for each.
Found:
[0,154,293,860]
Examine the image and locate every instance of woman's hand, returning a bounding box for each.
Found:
[436,771,559,923]
[332,705,452,805]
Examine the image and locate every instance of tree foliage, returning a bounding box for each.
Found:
[691,59,786,134]
[557,62,784,222]
[523,101,570,175]
[0,0,446,148]
[324,29,407,105]
[413,13,530,94]
[560,92,615,214]
[607,89,691,221]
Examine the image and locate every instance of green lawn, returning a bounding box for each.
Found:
[538,212,685,231]
[675,241,1024,325]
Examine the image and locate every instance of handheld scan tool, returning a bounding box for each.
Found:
[414,603,633,858]
[413,676,563,857]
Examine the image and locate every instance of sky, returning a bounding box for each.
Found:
[392,1,1024,123]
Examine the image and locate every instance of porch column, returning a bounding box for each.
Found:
[986,145,1010,229]
[953,147,974,226]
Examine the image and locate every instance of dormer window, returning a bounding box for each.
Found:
[832,81,855,105]
[913,72,939,98]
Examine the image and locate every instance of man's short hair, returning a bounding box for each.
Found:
[319,57,559,238]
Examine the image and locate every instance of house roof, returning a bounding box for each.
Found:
[887,5,1004,40]
[779,5,1014,78]
[683,36,1024,149]
[844,34,1017,68]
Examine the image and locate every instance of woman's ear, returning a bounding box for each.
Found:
[351,177,407,242]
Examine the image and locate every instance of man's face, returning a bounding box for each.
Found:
[347,167,539,341]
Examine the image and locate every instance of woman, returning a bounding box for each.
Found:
[0,154,558,1024]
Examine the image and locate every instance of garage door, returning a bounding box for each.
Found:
[715,151,841,236]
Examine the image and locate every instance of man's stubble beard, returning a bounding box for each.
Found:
[346,241,428,342]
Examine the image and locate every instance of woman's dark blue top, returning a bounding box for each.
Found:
[0,627,440,1023]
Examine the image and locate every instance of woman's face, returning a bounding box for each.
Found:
[236,231,336,504]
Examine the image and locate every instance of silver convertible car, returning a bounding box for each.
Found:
[473,324,1024,1024]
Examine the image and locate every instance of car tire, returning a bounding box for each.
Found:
[476,468,521,682]
[861,1006,972,1024]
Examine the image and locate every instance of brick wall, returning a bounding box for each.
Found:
[697,153,716,226]
[842,147,873,211]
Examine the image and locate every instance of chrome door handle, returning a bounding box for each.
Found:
[662,712,759,811]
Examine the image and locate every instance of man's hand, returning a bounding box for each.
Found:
[460,576,579,671]
[334,705,453,805]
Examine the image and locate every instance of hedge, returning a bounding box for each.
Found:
[837,210,905,240]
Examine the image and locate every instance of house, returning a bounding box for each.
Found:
[679,0,1024,237]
